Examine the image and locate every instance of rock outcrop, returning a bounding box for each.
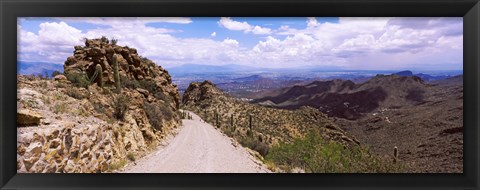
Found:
[17,109,43,126]
[64,38,179,109]
[17,37,181,173]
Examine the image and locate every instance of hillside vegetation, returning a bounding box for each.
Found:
[182,81,405,172]
[253,74,463,173]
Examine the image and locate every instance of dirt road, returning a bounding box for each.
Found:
[120,111,271,173]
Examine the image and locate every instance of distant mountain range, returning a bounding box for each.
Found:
[168,64,261,75]
[394,70,454,81]
[169,64,459,82]
[253,73,463,120]
[168,63,347,75]
[18,61,63,77]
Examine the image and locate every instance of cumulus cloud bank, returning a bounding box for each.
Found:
[218,17,272,35]
[18,17,462,70]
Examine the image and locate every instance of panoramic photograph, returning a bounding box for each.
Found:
[16,17,463,173]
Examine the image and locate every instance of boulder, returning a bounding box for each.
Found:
[54,74,68,81]
[23,156,39,171]
[25,142,43,157]
[17,109,43,126]
[136,88,149,97]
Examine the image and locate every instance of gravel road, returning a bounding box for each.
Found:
[120,111,271,173]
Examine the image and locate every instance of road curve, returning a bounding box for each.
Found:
[120,111,271,173]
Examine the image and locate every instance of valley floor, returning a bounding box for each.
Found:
[120,111,271,173]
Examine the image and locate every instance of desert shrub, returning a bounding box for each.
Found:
[51,70,62,78]
[51,102,68,114]
[144,101,174,131]
[121,76,162,97]
[39,81,48,89]
[65,88,88,99]
[25,74,37,81]
[20,99,39,109]
[139,80,157,93]
[112,94,130,120]
[36,72,49,79]
[154,92,170,103]
[108,159,127,171]
[126,152,136,161]
[93,102,107,114]
[111,38,118,45]
[240,135,270,157]
[76,104,89,117]
[55,82,67,88]
[40,95,51,105]
[121,75,140,89]
[100,36,109,44]
[139,56,150,62]
[101,88,112,95]
[65,72,90,88]
[265,131,403,173]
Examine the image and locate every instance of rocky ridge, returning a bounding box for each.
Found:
[17,38,181,173]
[254,74,431,120]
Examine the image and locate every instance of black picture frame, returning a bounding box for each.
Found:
[1,0,479,189]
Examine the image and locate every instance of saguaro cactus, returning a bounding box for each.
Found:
[204,110,207,121]
[249,114,253,131]
[112,54,121,93]
[230,114,234,129]
[393,146,398,163]
[96,64,103,88]
[215,110,219,127]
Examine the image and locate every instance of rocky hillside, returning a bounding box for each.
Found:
[182,81,360,151]
[334,75,463,173]
[17,37,181,173]
[252,74,463,173]
[254,74,431,120]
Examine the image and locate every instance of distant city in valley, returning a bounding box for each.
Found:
[164,63,462,97]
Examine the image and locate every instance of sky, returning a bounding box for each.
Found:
[18,17,463,71]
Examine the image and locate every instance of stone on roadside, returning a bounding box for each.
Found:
[17,109,43,126]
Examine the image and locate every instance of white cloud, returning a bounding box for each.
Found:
[55,17,192,26]
[306,17,319,28]
[18,21,84,63]
[251,26,271,35]
[222,38,239,47]
[18,17,463,70]
[218,17,251,31]
[218,17,272,35]
[18,20,249,67]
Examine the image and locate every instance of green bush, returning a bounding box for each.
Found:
[100,36,109,44]
[51,70,62,78]
[126,152,136,161]
[121,76,164,100]
[121,75,140,89]
[111,38,118,45]
[108,159,127,171]
[265,131,403,173]
[240,135,270,157]
[65,72,90,88]
[139,80,157,93]
[144,101,174,131]
[93,102,106,114]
